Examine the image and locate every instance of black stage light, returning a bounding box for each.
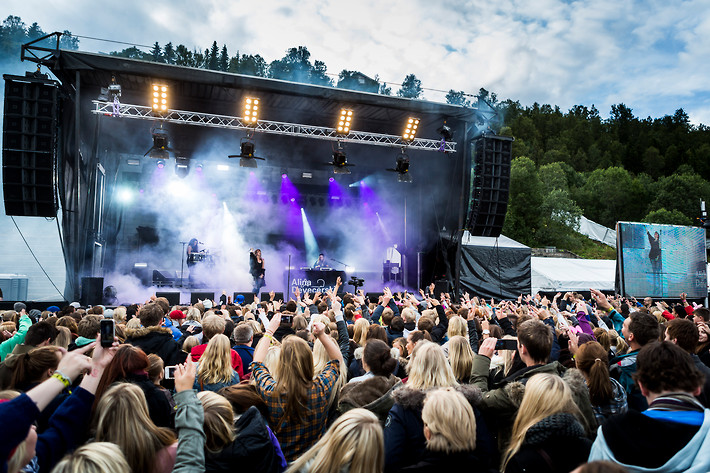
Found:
[387,151,412,183]
[175,156,190,178]
[330,149,352,175]
[145,128,171,159]
[228,140,265,168]
[437,121,454,141]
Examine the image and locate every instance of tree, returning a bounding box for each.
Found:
[227,52,240,73]
[239,54,267,77]
[174,44,193,66]
[218,45,229,71]
[207,41,219,70]
[110,46,149,60]
[378,81,392,96]
[58,30,79,50]
[445,90,472,107]
[642,208,693,226]
[163,42,175,64]
[642,146,664,177]
[397,74,422,99]
[309,59,332,86]
[26,22,45,41]
[502,157,545,243]
[150,42,163,63]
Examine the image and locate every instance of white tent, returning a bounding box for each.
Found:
[531,257,616,293]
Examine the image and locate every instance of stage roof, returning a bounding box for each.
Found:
[44,49,475,136]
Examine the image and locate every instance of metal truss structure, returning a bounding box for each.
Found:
[91,101,457,153]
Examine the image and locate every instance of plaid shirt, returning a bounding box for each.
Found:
[250,359,340,462]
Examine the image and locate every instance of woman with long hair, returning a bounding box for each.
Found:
[384,341,489,472]
[574,341,627,425]
[5,346,60,391]
[52,442,131,473]
[502,373,592,473]
[339,339,402,423]
[195,334,240,392]
[94,345,173,428]
[251,311,344,462]
[447,335,475,384]
[249,248,266,294]
[404,388,484,470]
[442,316,468,356]
[197,390,284,472]
[286,408,383,473]
[93,383,177,473]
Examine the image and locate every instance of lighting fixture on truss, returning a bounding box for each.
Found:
[144,127,171,160]
[151,83,169,114]
[402,117,420,142]
[175,156,190,178]
[336,108,353,135]
[329,142,353,175]
[243,97,259,125]
[228,129,265,168]
[437,120,454,152]
[387,149,412,183]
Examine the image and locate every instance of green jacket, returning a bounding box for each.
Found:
[172,390,206,473]
[0,314,31,362]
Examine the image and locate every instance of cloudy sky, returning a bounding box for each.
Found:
[5,0,710,123]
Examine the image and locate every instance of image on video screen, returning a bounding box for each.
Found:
[617,222,707,299]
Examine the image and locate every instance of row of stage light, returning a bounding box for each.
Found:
[141,83,420,182]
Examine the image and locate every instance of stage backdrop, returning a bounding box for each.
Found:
[458,233,531,299]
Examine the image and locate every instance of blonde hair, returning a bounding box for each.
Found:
[501,335,518,377]
[313,338,346,408]
[447,316,468,338]
[353,318,370,346]
[185,307,202,323]
[447,335,474,383]
[202,315,226,340]
[286,408,383,473]
[52,442,130,473]
[422,388,477,453]
[113,307,127,324]
[182,335,199,354]
[275,336,315,426]
[400,307,417,323]
[263,345,281,382]
[125,318,142,330]
[407,341,457,389]
[53,326,72,350]
[197,391,236,452]
[93,383,176,473]
[197,334,235,386]
[246,319,262,335]
[502,373,584,471]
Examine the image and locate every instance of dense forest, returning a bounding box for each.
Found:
[2,15,710,259]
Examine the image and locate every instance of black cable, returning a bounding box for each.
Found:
[11,217,65,300]
[55,215,74,297]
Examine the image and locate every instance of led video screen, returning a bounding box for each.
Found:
[617,222,707,298]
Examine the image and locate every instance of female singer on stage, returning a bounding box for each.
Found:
[250,248,266,294]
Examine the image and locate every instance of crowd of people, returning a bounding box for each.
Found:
[0,282,709,472]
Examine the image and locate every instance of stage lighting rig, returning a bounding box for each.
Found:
[402,117,420,142]
[145,127,171,160]
[98,75,122,102]
[387,149,412,183]
[228,139,265,168]
[151,84,169,114]
[175,156,190,178]
[243,97,259,125]
[328,142,353,175]
[336,108,353,135]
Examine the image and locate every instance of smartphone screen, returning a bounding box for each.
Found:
[164,366,177,379]
[495,339,518,351]
[100,319,115,347]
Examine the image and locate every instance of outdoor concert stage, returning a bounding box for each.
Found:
[5,37,502,304]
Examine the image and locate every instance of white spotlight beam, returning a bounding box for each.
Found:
[91,101,457,153]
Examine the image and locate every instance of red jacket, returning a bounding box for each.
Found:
[191,344,244,379]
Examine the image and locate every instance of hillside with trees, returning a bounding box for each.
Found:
[2,15,710,259]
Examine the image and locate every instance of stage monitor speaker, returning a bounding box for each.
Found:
[366,292,384,304]
[156,291,180,306]
[2,74,59,217]
[433,280,449,297]
[467,134,513,237]
[152,270,176,287]
[191,292,215,305]
[261,292,284,302]
[80,277,104,307]
[233,292,256,305]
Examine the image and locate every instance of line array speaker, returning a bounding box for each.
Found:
[2,74,59,217]
[467,134,513,237]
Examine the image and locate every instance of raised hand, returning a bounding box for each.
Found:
[174,358,197,393]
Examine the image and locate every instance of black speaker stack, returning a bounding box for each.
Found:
[2,74,59,217]
[467,134,513,237]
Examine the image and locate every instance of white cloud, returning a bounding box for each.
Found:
[4,0,710,122]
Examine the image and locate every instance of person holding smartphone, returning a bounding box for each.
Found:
[471,319,596,449]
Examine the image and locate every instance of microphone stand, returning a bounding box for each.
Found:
[328,257,350,271]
